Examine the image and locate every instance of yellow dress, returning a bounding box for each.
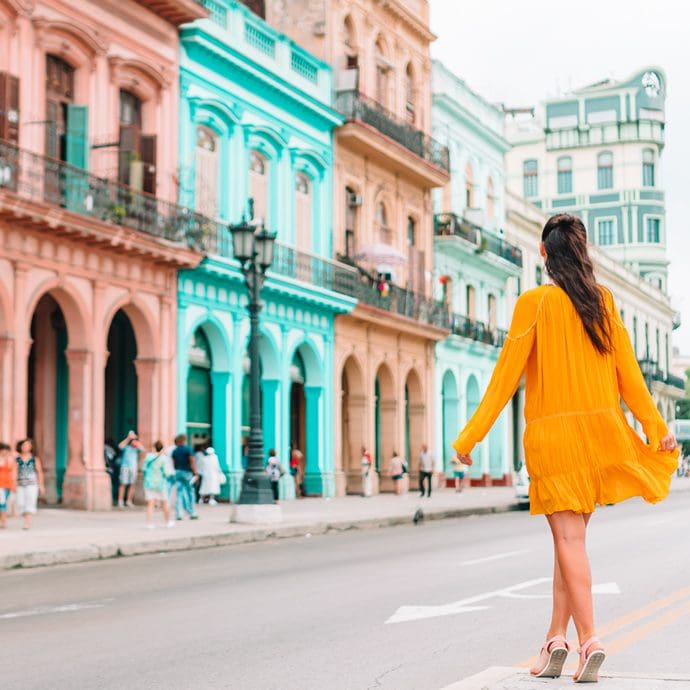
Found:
[453,285,679,515]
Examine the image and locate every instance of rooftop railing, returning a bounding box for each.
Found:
[434,212,523,268]
[335,90,450,173]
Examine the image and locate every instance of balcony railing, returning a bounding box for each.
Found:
[448,313,507,348]
[434,213,523,268]
[335,90,450,173]
[0,140,213,251]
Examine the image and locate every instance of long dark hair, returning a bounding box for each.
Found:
[542,214,612,354]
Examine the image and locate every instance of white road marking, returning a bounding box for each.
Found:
[647,517,673,527]
[0,599,113,620]
[460,549,530,566]
[504,581,621,599]
[385,577,551,624]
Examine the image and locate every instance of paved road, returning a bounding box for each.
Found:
[2,491,690,690]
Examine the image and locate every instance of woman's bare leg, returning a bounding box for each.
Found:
[547,511,596,644]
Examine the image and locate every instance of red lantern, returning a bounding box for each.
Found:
[439,274,449,285]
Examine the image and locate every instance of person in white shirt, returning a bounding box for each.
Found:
[419,444,434,498]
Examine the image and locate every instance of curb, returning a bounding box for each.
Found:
[0,501,521,571]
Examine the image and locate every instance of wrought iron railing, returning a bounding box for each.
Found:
[434,212,523,268]
[335,90,450,173]
[0,140,214,251]
[448,312,507,348]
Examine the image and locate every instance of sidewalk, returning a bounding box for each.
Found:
[0,486,519,570]
[443,666,690,689]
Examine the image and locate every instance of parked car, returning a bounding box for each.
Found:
[514,463,530,507]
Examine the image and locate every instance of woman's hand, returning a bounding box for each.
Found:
[658,433,679,452]
[455,453,473,466]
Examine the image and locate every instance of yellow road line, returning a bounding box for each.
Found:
[516,584,690,668]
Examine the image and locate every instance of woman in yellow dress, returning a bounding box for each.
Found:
[453,214,679,683]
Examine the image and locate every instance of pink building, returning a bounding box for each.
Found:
[0,0,207,508]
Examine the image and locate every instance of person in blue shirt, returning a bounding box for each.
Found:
[117,431,144,508]
[171,434,199,520]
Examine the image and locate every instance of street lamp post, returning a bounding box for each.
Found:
[229,216,281,519]
[639,350,656,393]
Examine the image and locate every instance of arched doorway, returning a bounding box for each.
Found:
[374,363,395,492]
[104,310,138,444]
[404,368,424,480]
[27,294,69,503]
[289,350,306,482]
[341,356,365,495]
[441,370,459,479]
[186,328,212,448]
[466,375,482,483]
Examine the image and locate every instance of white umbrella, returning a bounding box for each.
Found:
[354,242,408,265]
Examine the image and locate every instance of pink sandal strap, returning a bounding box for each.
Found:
[577,636,601,656]
[545,635,570,653]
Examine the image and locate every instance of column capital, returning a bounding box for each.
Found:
[65,349,92,366]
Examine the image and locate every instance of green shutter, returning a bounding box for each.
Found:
[65,104,88,212]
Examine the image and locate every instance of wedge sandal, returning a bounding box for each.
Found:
[530,635,570,678]
[573,636,606,683]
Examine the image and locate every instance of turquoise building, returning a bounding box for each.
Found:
[177,0,355,500]
[432,61,523,486]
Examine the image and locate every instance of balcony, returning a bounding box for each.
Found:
[0,140,210,259]
[449,313,507,348]
[334,90,450,187]
[545,119,664,151]
[135,0,208,24]
[434,213,523,268]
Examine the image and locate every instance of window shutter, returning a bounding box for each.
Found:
[0,72,20,143]
[140,134,156,194]
[66,104,88,170]
[118,125,140,186]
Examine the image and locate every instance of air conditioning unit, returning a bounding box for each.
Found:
[347,193,363,207]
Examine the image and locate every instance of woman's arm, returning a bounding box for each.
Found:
[453,290,542,458]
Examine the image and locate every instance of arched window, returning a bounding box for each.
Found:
[597,151,614,190]
[465,162,474,209]
[249,150,269,224]
[195,125,219,217]
[486,177,495,218]
[376,201,390,243]
[487,294,496,330]
[405,63,416,124]
[642,148,655,187]
[295,172,312,251]
[342,16,358,72]
[345,186,358,258]
[374,36,390,109]
[557,156,572,194]
[466,285,476,319]
[523,159,538,198]
[118,89,155,193]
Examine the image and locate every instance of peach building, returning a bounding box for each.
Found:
[0,0,206,508]
[258,0,450,493]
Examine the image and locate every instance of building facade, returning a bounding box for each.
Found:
[0,0,207,509]
[431,61,522,485]
[505,67,669,292]
[251,0,451,494]
[177,0,355,500]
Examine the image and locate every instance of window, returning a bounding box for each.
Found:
[535,265,543,286]
[345,186,357,258]
[466,285,475,319]
[341,16,359,79]
[374,37,390,108]
[407,216,416,247]
[486,178,495,219]
[487,294,496,330]
[557,156,572,194]
[642,149,655,187]
[376,202,390,243]
[239,0,265,18]
[195,125,219,217]
[248,150,269,223]
[295,172,312,251]
[656,328,660,365]
[405,63,415,125]
[644,322,649,358]
[620,308,625,325]
[597,219,616,246]
[118,90,155,193]
[597,152,614,190]
[645,217,660,243]
[465,162,474,208]
[632,316,638,356]
[523,159,538,198]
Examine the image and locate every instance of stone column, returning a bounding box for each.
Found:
[0,336,13,442]
[303,386,325,495]
[210,370,231,498]
[133,358,161,448]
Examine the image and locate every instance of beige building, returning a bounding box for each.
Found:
[256,0,450,493]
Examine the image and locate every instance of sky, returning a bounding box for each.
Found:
[430,0,690,354]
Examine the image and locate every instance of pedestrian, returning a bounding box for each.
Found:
[419,444,434,497]
[199,446,224,506]
[142,441,173,529]
[0,442,14,529]
[265,449,286,502]
[241,437,249,471]
[360,446,373,497]
[388,451,406,495]
[163,442,176,505]
[453,214,679,683]
[117,431,143,508]
[193,444,206,504]
[290,445,303,497]
[15,438,45,530]
[451,455,465,492]
[104,437,120,506]
[172,434,199,520]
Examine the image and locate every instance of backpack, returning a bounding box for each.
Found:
[268,461,283,481]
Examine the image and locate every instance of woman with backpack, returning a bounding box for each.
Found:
[453,214,678,683]
[265,449,286,503]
